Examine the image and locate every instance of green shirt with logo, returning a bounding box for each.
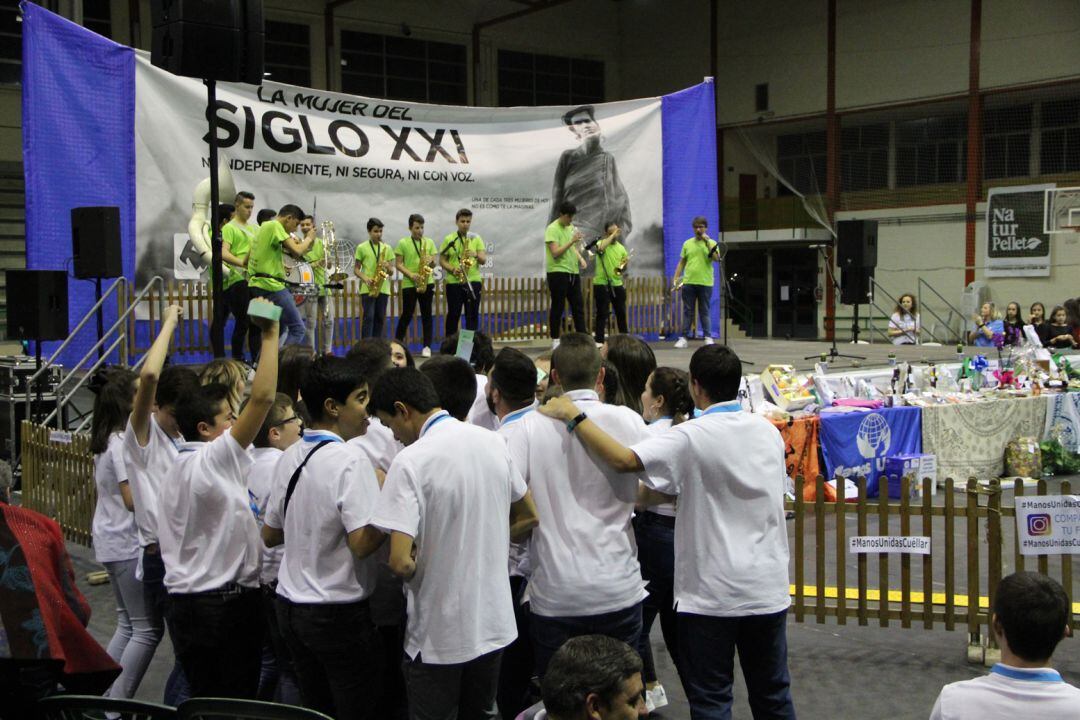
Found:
[594,241,627,287]
[395,236,438,290]
[354,239,395,296]
[440,232,485,284]
[545,220,579,274]
[680,236,718,287]
[304,236,327,296]
[217,220,256,290]
[248,220,290,292]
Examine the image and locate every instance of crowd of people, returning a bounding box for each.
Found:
[887,294,1080,349]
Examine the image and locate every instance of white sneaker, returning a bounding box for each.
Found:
[674,337,688,349]
[421,346,431,358]
[552,338,560,349]
[704,336,715,345]
[647,684,669,710]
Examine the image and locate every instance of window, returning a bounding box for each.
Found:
[497,50,603,107]
[840,123,888,191]
[776,131,826,196]
[0,0,20,84]
[340,31,466,105]
[895,114,967,186]
[755,82,769,113]
[82,0,111,39]
[264,21,311,87]
[1040,98,1080,175]
[983,105,1031,179]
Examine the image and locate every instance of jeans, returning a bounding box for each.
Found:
[445,282,483,337]
[166,587,263,699]
[257,586,301,705]
[302,294,334,354]
[593,284,628,343]
[530,601,642,678]
[404,648,503,720]
[678,610,796,720]
[103,558,162,699]
[141,547,190,706]
[396,287,434,348]
[361,293,390,339]
[546,272,586,339]
[249,286,308,346]
[277,597,382,720]
[681,284,713,339]
[635,512,680,686]
[497,576,535,719]
[210,282,255,361]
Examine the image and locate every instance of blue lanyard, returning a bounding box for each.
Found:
[247,489,262,519]
[990,664,1062,683]
[420,412,452,438]
[702,402,741,416]
[302,431,342,444]
[501,407,534,426]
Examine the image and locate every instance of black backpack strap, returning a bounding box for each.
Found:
[283,440,333,519]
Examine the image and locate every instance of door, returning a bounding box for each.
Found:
[738,174,757,231]
[724,249,767,337]
[772,247,818,339]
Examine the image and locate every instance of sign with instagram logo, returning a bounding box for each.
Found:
[1016,496,1080,556]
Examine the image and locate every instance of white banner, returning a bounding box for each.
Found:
[133,54,664,287]
[1015,495,1080,556]
[848,536,931,555]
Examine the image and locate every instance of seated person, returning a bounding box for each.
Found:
[888,294,920,345]
[1029,302,1050,346]
[968,302,1004,347]
[930,571,1080,719]
[1045,305,1078,350]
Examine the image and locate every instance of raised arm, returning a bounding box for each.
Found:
[230,299,280,448]
[131,305,182,446]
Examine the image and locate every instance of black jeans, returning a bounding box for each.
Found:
[141,547,190,705]
[361,293,389,339]
[678,610,795,720]
[165,586,263,699]
[445,282,483,338]
[404,648,503,720]
[210,281,255,361]
[396,287,434,347]
[546,272,586,339]
[497,576,535,719]
[276,597,382,720]
[593,284,628,343]
[635,512,680,685]
[530,601,642,678]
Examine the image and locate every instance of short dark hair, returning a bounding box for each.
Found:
[346,338,394,385]
[408,213,424,228]
[993,571,1070,662]
[489,348,537,410]
[562,105,596,126]
[155,366,199,410]
[176,383,231,441]
[689,344,742,403]
[301,214,314,222]
[439,331,495,374]
[367,217,384,231]
[455,208,473,220]
[217,204,235,225]
[299,356,367,425]
[558,201,577,217]
[234,191,255,204]
[256,209,276,224]
[278,204,304,220]
[418,356,476,421]
[600,359,620,404]
[369,367,440,417]
[250,392,295,448]
[277,345,316,402]
[551,333,601,391]
[692,215,708,227]
[541,635,642,717]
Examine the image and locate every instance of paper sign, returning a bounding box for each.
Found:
[1015,495,1080,555]
[456,329,475,363]
[848,536,931,554]
[49,430,72,444]
[780,285,790,301]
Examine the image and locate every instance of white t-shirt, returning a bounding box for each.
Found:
[92,432,140,564]
[265,430,381,604]
[372,411,526,664]
[467,374,500,430]
[889,311,919,345]
[497,403,538,578]
[632,400,790,617]
[505,389,648,617]
[158,430,260,594]
[930,664,1080,720]
[246,446,284,585]
[644,418,676,518]
[122,414,180,547]
[347,417,401,473]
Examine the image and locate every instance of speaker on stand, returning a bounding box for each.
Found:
[836,220,878,344]
[72,206,123,362]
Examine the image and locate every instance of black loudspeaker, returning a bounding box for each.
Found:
[840,267,873,305]
[151,0,264,84]
[836,220,878,269]
[6,271,69,341]
[71,206,123,279]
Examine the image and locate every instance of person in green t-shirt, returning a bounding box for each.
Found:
[298,214,335,355]
[394,213,439,357]
[439,208,488,338]
[210,191,261,362]
[671,216,720,349]
[246,203,311,348]
[353,217,395,339]
[544,201,589,345]
[592,221,630,344]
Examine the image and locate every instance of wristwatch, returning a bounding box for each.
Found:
[566,412,588,433]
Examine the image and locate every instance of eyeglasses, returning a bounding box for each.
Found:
[271,415,303,429]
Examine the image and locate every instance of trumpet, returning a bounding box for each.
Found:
[416,253,435,294]
[320,221,355,283]
[368,259,392,298]
[614,248,634,277]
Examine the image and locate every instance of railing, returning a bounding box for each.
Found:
[917,277,965,346]
[789,475,1076,664]
[868,279,904,345]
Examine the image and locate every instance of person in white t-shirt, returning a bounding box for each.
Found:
[244,392,303,705]
[504,333,650,678]
[888,293,920,345]
[156,298,280,699]
[440,330,499,430]
[419,354,477,421]
[540,343,795,720]
[261,356,386,720]
[367,367,538,720]
[930,571,1080,720]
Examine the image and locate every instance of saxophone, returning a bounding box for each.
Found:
[368,257,391,298]
[416,253,435,294]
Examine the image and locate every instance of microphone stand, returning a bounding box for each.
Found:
[707,236,753,365]
[804,244,865,362]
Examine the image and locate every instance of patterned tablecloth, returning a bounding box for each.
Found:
[771,415,821,485]
[1044,392,1080,454]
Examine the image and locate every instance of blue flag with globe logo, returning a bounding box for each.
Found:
[819,407,922,497]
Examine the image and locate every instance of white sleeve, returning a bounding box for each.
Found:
[928,692,944,720]
[631,427,690,495]
[263,452,291,530]
[371,462,421,538]
[122,419,151,470]
[505,424,530,486]
[338,452,380,534]
[108,435,128,486]
[206,429,254,487]
[507,453,527,503]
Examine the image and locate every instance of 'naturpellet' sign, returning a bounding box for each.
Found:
[985,183,1054,277]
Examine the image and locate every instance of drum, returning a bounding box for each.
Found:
[284,257,317,306]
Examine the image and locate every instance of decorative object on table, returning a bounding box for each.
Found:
[884,454,937,498]
[1003,436,1043,478]
[760,364,815,411]
[1039,439,1080,476]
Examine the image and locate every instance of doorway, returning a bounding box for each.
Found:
[738,174,757,231]
[724,249,767,337]
[772,247,818,339]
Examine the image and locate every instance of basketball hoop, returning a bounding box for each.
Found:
[1045,187,1080,234]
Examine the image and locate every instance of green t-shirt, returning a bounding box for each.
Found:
[395,236,438,289]
[248,220,290,292]
[680,236,718,287]
[594,241,628,287]
[354,239,395,296]
[440,232,485,284]
[304,236,327,296]
[217,220,256,290]
[545,219,579,274]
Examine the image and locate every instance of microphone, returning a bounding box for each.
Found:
[583,236,603,256]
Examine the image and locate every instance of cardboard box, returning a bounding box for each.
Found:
[884,454,937,498]
[760,365,815,411]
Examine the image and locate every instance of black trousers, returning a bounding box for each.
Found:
[445,282,483,338]
[396,287,434,347]
[497,575,535,719]
[404,648,503,720]
[165,587,263,699]
[210,282,256,361]
[547,272,586,339]
[593,284,628,343]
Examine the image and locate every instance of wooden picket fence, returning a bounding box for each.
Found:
[20,422,96,546]
[122,277,685,358]
[789,475,1077,662]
